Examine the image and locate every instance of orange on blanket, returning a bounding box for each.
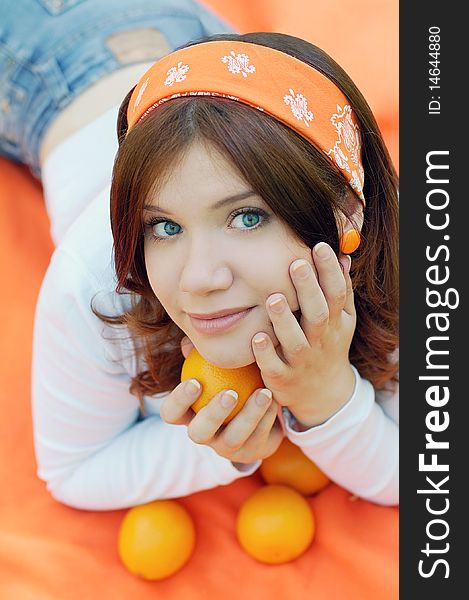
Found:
[118,500,196,580]
[260,438,330,496]
[181,347,265,424]
[236,484,315,564]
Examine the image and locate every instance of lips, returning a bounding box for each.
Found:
[188,307,254,335]
[188,307,253,320]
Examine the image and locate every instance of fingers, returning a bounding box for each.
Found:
[252,331,291,383]
[290,257,330,337]
[219,389,274,449]
[239,403,282,451]
[253,243,356,373]
[161,381,285,463]
[180,335,195,359]
[258,248,338,366]
[188,387,273,446]
[187,389,240,444]
[229,405,285,462]
[265,293,310,363]
[338,254,355,316]
[159,379,201,426]
[311,242,348,322]
[287,242,354,338]
[259,416,285,458]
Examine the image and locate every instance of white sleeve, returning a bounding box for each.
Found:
[31,248,259,511]
[279,366,399,506]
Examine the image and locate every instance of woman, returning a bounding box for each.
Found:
[25,30,398,510]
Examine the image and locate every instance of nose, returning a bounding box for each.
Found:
[179,236,234,295]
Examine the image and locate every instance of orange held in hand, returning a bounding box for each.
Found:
[181,348,265,424]
[118,500,196,580]
[236,484,315,564]
[260,438,330,496]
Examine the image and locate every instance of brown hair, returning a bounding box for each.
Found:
[92,32,399,410]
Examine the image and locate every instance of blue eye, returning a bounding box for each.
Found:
[231,210,261,229]
[155,221,181,237]
[143,207,268,243]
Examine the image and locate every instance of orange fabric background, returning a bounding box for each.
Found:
[0,2,398,598]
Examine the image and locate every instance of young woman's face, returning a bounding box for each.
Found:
[143,141,312,368]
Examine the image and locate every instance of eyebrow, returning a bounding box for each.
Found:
[143,190,258,215]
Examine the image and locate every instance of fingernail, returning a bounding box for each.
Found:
[314,242,331,259]
[186,379,201,397]
[221,390,238,408]
[256,389,272,406]
[253,334,268,348]
[292,260,310,279]
[268,296,285,313]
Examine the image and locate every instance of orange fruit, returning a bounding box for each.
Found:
[236,484,315,564]
[118,500,196,580]
[181,347,265,424]
[260,438,330,496]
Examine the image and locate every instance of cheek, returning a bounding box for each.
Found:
[144,248,157,290]
[250,241,309,312]
[144,248,177,305]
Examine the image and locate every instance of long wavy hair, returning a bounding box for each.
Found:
[92,32,399,410]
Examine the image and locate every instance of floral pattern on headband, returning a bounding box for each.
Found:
[283,89,314,127]
[128,41,366,203]
[331,104,361,165]
[222,51,256,77]
[326,104,364,200]
[164,62,189,87]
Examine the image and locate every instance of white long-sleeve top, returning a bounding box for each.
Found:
[32,105,399,511]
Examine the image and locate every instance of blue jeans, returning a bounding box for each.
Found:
[0,0,233,178]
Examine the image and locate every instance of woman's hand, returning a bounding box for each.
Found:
[251,243,357,429]
[159,336,284,464]
[180,335,195,359]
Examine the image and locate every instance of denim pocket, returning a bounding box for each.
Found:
[35,0,86,16]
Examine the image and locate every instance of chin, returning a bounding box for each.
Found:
[195,343,256,369]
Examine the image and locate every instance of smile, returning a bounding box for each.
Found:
[189,307,254,335]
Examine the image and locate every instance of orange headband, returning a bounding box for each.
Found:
[127,40,365,203]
